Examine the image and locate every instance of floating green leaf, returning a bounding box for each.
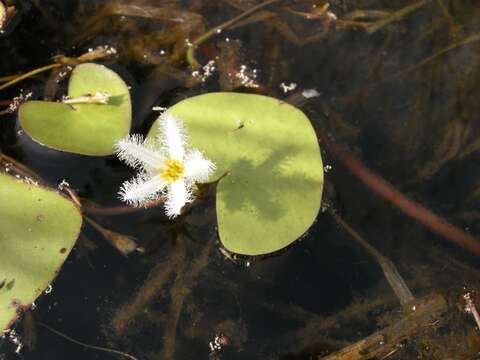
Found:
[149,93,323,256]
[0,173,82,331]
[18,63,131,156]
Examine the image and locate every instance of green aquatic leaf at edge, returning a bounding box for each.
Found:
[0,173,82,331]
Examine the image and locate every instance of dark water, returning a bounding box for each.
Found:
[2,1,480,359]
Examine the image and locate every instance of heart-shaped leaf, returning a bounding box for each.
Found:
[0,173,82,331]
[18,63,131,156]
[148,93,323,256]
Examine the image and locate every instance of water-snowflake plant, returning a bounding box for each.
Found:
[115,113,215,218]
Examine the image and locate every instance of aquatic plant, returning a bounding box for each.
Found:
[115,113,216,218]
[0,61,132,333]
[0,59,324,332]
[3,1,480,358]
[18,63,131,156]
[148,93,324,255]
[0,173,82,332]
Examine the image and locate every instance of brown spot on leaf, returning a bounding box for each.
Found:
[10,298,31,316]
[6,279,15,290]
[10,298,22,310]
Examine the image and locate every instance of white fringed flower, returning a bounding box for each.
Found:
[115,113,215,218]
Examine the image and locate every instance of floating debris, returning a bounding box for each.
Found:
[191,60,216,82]
[280,82,297,93]
[235,65,259,88]
[302,88,320,99]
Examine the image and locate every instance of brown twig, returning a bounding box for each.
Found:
[329,208,414,305]
[0,74,18,83]
[0,46,117,92]
[84,216,139,256]
[320,294,447,360]
[0,64,63,92]
[364,0,428,34]
[318,132,480,257]
[0,153,43,183]
[81,198,165,216]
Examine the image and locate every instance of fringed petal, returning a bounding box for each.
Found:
[119,173,167,207]
[164,180,193,218]
[184,149,216,183]
[115,134,165,172]
[159,113,187,160]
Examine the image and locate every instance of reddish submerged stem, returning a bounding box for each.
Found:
[318,132,480,256]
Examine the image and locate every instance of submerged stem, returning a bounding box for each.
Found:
[394,32,480,78]
[0,74,18,83]
[0,63,63,92]
[0,46,116,92]
[82,198,165,215]
[186,0,282,68]
[365,0,428,34]
[84,216,139,256]
[319,131,480,257]
[329,208,414,305]
[40,323,139,360]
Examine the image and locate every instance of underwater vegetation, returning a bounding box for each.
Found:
[1,0,480,359]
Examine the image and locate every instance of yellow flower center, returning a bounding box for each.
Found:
[160,159,185,183]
